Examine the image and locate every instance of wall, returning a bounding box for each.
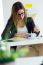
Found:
[0,0,4,39]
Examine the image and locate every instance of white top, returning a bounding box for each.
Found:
[17,26,28,33]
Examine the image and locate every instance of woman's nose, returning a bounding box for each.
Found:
[20,14,24,18]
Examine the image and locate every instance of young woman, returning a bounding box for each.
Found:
[1,1,40,40]
[1,1,40,51]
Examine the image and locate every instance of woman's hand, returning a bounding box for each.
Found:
[34,26,40,36]
[34,26,40,32]
[14,33,30,38]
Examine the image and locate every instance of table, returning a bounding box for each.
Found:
[0,36,43,65]
[0,56,43,65]
[5,36,43,51]
[15,56,43,65]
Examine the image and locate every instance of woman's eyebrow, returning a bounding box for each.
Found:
[18,12,24,15]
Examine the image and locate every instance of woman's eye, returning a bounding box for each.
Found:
[18,12,24,16]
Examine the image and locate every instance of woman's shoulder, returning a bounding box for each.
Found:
[27,17,33,22]
[27,17,34,24]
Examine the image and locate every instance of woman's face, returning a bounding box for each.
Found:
[17,9,25,21]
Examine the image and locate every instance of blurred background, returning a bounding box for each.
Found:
[1,0,43,37]
[0,0,43,39]
[0,0,43,64]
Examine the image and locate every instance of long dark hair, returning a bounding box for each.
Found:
[8,1,27,25]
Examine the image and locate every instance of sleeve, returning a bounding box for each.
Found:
[27,17,35,33]
[29,17,35,32]
[1,21,12,40]
[1,20,17,40]
[27,17,40,36]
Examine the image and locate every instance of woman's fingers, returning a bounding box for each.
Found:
[14,33,31,38]
[34,26,40,32]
